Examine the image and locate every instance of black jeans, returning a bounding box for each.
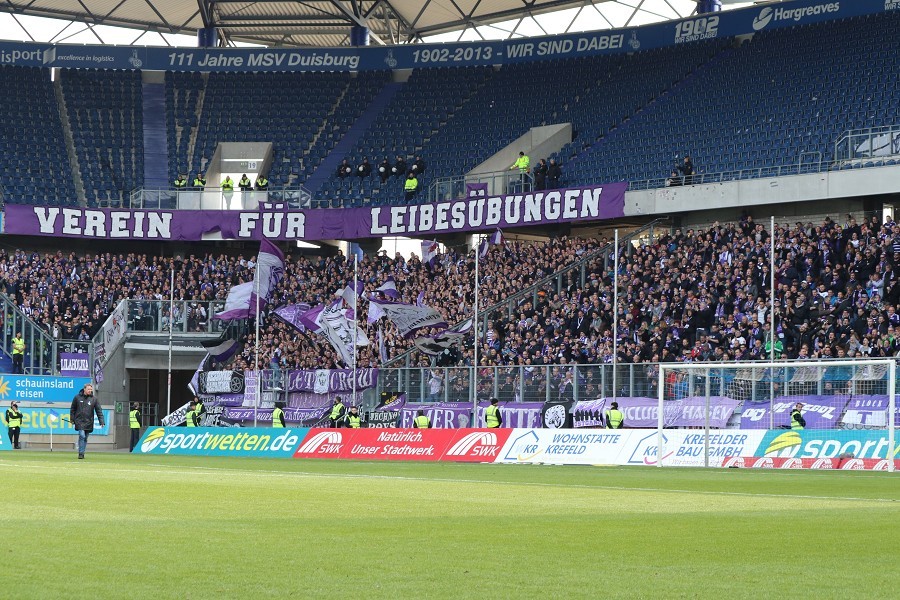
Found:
[8,426,20,449]
[130,428,141,452]
[12,354,23,374]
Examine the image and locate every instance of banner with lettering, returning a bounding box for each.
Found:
[3,185,625,241]
[739,396,849,429]
[0,0,884,73]
[59,353,90,377]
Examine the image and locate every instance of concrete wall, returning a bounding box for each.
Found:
[625,164,900,217]
[470,123,572,176]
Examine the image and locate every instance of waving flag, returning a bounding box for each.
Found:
[214,239,284,320]
[414,320,473,355]
[248,239,285,312]
[320,301,369,367]
[479,229,505,258]
[375,276,400,299]
[214,282,253,320]
[340,281,366,312]
[368,298,448,338]
[421,240,439,267]
[273,303,313,332]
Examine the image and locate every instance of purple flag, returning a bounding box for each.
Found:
[375,276,400,299]
[421,240,439,267]
[273,302,313,332]
[340,281,365,311]
[248,238,285,313]
[214,281,253,320]
[297,304,325,333]
[479,229,505,258]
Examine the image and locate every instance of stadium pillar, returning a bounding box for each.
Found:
[197,27,218,48]
[350,25,370,47]
[696,0,722,14]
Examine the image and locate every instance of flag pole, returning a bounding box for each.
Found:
[473,235,480,426]
[769,215,776,430]
[254,257,261,428]
[166,262,174,417]
[613,229,618,401]
[352,252,359,407]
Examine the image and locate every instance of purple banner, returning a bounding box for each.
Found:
[576,396,740,428]
[286,368,378,393]
[59,352,90,377]
[740,395,849,429]
[398,401,544,429]
[3,184,626,241]
[840,395,900,428]
[223,406,329,426]
[573,399,608,428]
[400,402,472,429]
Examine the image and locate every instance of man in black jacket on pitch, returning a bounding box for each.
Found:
[70,384,104,459]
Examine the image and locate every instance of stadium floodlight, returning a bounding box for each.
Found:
[658,359,896,472]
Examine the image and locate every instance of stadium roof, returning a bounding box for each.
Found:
[0,0,749,48]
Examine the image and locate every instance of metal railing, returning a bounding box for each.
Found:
[384,218,668,367]
[628,160,829,191]
[198,360,897,419]
[125,186,312,210]
[0,294,94,375]
[374,361,896,408]
[91,298,247,377]
[428,169,536,204]
[835,124,900,164]
[119,299,234,335]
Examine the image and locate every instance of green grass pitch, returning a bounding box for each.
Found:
[2,451,898,599]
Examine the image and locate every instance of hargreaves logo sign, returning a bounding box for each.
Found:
[753,3,841,31]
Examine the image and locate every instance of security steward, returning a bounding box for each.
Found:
[221,176,234,192]
[192,172,207,188]
[129,402,142,452]
[345,406,363,429]
[255,174,269,191]
[5,401,22,449]
[510,151,531,190]
[194,396,206,423]
[414,409,431,429]
[173,173,188,188]
[329,396,346,428]
[12,332,25,374]
[605,401,625,429]
[238,174,253,192]
[790,402,806,430]
[186,401,199,427]
[272,402,286,428]
[404,173,419,201]
[485,397,502,428]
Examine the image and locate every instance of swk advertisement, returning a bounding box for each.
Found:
[294,428,512,462]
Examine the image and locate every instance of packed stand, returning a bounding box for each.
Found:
[3,213,897,373]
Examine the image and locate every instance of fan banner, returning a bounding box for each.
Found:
[4,184,626,241]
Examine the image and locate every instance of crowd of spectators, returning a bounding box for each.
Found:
[3,212,899,380]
